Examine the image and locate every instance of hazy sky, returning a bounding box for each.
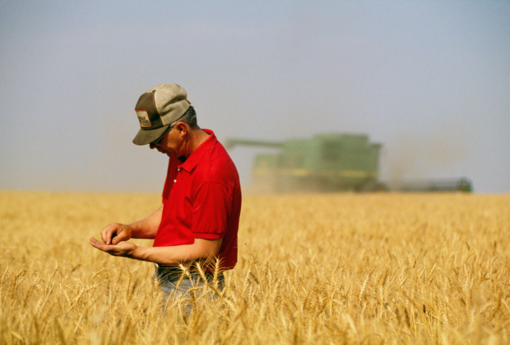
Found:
[1,0,509,193]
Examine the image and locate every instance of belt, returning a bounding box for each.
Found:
[154,263,216,277]
[154,263,185,275]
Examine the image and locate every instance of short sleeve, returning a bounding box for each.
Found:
[191,181,232,239]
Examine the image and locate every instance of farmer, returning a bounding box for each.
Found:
[90,83,242,305]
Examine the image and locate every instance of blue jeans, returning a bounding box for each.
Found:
[153,263,225,313]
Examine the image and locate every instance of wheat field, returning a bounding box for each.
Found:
[1,191,509,344]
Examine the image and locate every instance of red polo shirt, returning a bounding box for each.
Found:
[153,129,242,270]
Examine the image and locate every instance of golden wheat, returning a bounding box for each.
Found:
[1,191,509,344]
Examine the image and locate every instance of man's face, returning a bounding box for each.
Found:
[149,125,186,158]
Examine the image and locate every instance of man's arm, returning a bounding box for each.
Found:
[101,205,163,245]
[89,237,223,266]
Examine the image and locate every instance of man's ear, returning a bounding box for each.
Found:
[175,122,188,136]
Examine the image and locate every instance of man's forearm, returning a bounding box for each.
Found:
[129,205,163,239]
[130,238,222,266]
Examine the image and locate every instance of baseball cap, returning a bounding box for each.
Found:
[132,83,191,145]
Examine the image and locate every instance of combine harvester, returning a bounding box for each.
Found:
[226,133,472,193]
[226,133,386,193]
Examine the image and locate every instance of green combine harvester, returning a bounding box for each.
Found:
[226,133,473,193]
[225,133,386,193]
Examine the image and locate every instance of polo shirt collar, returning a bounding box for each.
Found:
[179,129,217,172]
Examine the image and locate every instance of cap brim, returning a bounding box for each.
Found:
[132,125,170,145]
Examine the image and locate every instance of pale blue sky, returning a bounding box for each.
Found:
[1,0,509,193]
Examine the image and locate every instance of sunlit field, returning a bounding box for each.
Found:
[1,191,509,344]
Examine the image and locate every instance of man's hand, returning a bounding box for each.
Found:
[89,237,138,257]
[101,223,133,245]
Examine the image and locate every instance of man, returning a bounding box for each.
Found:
[90,83,242,303]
